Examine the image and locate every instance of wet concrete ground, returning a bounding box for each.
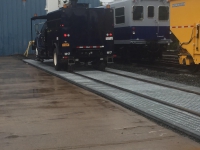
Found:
[0,56,200,150]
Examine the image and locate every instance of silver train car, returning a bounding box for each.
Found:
[107,0,171,61]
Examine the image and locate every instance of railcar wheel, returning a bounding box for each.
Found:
[53,49,61,71]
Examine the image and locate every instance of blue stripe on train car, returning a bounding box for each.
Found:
[114,26,170,41]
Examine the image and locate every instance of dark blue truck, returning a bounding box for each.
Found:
[31,2,114,71]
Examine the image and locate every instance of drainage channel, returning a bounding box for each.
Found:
[23,59,200,140]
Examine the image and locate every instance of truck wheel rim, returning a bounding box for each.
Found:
[54,52,57,66]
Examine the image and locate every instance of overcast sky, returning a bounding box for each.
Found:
[102,0,113,2]
[101,0,114,5]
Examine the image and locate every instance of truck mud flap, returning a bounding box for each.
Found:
[107,56,114,64]
[68,58,75,65]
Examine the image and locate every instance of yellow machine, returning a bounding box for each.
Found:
[169,0,200,71]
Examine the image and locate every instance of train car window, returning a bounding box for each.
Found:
[133,6,143,20]
[148,6,154,18]
[115,7,125,24]
[158,6,169,20]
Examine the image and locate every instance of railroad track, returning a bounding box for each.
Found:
[75,68,200,116]
[24,59,200,141]
[114,51,198,75]
[135,62,188,74]
[113,59,190,75]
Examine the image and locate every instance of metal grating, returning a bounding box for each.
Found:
[77,70,200,113]
[23,59,200,139]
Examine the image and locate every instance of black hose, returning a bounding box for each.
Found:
[180,28,194,47]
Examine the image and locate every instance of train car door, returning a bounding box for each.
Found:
[154,2,169,40]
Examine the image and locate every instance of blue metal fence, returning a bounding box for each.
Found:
[0,0,46,56]
[0,0,100,56]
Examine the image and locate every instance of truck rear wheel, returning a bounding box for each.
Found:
[53,49,61,71]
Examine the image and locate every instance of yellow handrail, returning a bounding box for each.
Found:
[24,41,35,57]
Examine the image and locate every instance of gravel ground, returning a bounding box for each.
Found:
[107,62,200,88]
[12,54,200,88]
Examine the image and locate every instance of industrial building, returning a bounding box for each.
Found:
[0,0,100,56]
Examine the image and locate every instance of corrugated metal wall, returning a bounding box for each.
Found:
[0,0,100,56]
[0,0,46,56]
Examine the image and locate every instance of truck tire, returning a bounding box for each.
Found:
[53,48,61,71]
